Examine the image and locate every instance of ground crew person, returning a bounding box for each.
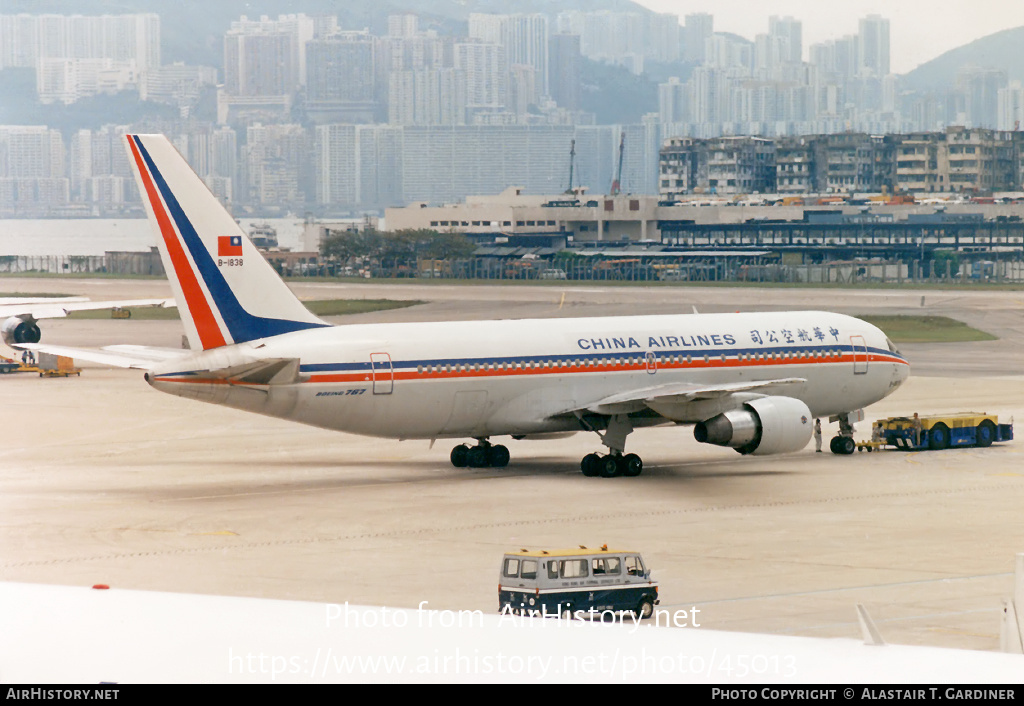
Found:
[872,422,883,443]
[814,418,822,452]
[912,413,922,447]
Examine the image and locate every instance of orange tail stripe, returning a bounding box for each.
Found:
[127,135,226,350]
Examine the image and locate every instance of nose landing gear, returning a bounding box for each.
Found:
[829,412,858,455]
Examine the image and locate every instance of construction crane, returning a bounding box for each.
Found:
[564,139,576,194]
[610,132,625,196]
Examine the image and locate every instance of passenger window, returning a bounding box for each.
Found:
[547,562,559,580]
[503,558,520,578]
[521,560,537,580]
[560,559,588,579]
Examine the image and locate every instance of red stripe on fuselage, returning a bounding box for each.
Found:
[127,136,226,350]
[154,352,908,388]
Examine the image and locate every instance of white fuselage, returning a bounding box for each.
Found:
[148,310,909,441]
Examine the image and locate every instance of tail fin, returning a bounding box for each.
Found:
[125,134,327,351]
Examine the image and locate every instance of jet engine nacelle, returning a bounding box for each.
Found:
[693,396,813,455]
[2,316,41,346]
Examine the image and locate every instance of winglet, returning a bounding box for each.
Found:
[125,134,328,351]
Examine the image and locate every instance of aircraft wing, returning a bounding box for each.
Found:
[0,298,174,321]
[3,582,1023,683]
[562,377,807,417]
[0,296,87,307]
[15,343,183,369]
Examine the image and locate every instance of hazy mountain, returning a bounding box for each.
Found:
[901,25,1024,90]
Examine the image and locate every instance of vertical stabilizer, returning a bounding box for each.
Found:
[125,134,327,351]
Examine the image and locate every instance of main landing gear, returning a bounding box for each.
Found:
[578,413,644,478]
[450,439,509,468]
[581,452,643,478]
[829,413,857,455]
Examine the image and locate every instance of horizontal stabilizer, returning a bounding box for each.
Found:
[208,358,302,386]
[15,343,174,369]
[102,344,191,362]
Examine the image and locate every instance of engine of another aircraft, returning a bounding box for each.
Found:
[2,317,41,346]
[693,395,813,455]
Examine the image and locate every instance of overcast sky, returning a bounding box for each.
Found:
[633,0,1024,74]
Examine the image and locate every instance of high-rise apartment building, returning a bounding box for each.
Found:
[387,14,418,39]
[0,13,160,71]
[306,31,378,123]
[242,124,311,209]
[0,126,68,212]
[857,15,890,78]
[682,13,713,64]
[456,41,508,110]
[547,33,581,112]
[468,13,548,99]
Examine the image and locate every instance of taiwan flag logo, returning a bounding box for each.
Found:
[218,235,243,257]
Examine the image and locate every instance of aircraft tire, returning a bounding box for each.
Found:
[599,456,620,478]
[467,446,489,468]
[488,444,510,467]
[829,436,841,454]
[581,453,600,476]
[622,453,643,476]
[838,436,856,455]
[450,444,469,467]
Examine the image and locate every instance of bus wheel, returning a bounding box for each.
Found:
[635,597,655,620]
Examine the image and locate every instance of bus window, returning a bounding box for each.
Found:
[547,561,558,580]
[560,559,588,579]
[625,555,646,576]
[592,557,621,575]
[503,558,520,578]
[520,560,538,580]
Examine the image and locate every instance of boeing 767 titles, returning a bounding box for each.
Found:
[14,135,910,476]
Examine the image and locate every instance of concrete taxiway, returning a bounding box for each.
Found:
[2,278,1023,654]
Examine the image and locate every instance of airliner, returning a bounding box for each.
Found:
[15,135,910,476]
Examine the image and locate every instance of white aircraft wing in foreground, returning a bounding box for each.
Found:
[1,296,173,348]
[20,134,910,475]
[1,582,1021,683]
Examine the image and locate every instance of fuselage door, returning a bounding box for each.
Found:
[370,352,394,394]
[645,351,657,375]
[850,335,868,375]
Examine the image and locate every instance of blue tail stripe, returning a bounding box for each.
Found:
[134,137,327,343]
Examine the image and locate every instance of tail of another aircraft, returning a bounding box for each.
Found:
[125,134,327,351]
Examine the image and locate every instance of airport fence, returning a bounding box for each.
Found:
[5,253,1024,284]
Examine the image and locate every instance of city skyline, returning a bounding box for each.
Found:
[3,5,1023,217]
[635,0,1024,74]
